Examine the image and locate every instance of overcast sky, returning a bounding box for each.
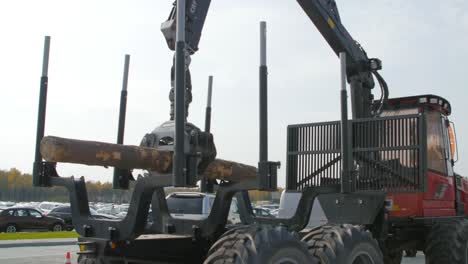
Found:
[1,0,467,186]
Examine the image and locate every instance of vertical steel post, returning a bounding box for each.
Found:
[204,75,213,133]
[258,21,269,188]
[113,54,131,189]
[173,0,187,186]
[201,75,214,193]
[340,52,352,193]
[33,36,51,187]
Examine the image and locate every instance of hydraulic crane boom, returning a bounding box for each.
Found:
[160,0,389,119]
[296,0,388,119]
[161,0,212,54]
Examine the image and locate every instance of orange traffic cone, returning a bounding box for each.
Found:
[64,252,71,264]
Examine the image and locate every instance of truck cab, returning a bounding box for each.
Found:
[381,95,466,218]
[281,94,466,225]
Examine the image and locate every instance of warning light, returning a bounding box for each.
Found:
[449,124,457,159]
[110,242,117,250]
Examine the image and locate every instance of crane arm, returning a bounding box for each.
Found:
[297,0,369,64]
[161,0,212,54]
[161,0,388,119]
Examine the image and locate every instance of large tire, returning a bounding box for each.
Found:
[77,255,97,264]
[425,218,468,264]
[301,224,383,264]
[204,225,316,264]
[5,224,17,233]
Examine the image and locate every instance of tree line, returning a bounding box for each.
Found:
[0,168,132,203]
[1,168,282,204]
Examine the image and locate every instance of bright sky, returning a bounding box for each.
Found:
[1,0,467,186]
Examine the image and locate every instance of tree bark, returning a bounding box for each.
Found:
[40,136,256,182]
[41,136,173,173]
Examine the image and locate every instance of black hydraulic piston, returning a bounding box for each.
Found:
[173,0,187,187]
[204,76,213,133]
[201,75,214,193]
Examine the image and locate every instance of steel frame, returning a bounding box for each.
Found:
[37,163,339,241]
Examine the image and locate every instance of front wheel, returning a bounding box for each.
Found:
[302,224,383,264]
[204,225,316,264]
[425,218,468,264]
[5,224,17,233]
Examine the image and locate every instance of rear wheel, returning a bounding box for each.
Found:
[5,224,17,233]
[301,224,383,264]
[425,218,468,264]
[51,223,63,232]
[204,225,316,264]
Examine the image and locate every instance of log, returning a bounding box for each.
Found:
[204,159,257,182]
[40,136,257,182]
[41,136,173,173]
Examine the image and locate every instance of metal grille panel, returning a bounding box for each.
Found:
[286,115,426,192]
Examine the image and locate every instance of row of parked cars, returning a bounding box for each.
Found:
[0,195,280,233]
[0,201,121,233]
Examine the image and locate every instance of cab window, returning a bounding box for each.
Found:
[426,111,448,175]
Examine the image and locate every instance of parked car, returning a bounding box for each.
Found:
[0,207,65,233]
[0,201,15,208]
[38,202,64,214]
[166,192,241,224]
[252,207,273,217]
[258,204,279,211]
[47,206,74,230]
[48,206,118,231]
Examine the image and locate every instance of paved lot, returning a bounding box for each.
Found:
[402,253,425,264]
[0,244,425,263]
[0,245,77,264]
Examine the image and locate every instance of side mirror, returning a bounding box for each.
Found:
[449,121,459,164]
